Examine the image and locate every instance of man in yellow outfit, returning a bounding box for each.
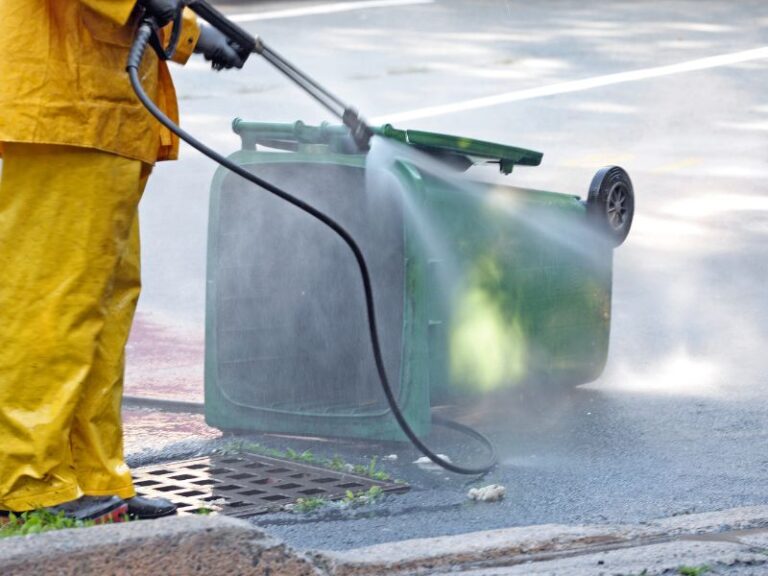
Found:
[0,0,243,521]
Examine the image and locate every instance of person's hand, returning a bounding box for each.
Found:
[137,0,184,27]
[194,26,245,70]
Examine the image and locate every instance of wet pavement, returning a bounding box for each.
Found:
[122,408,219,457]
[125,313,204,403]
[123,0,768,552]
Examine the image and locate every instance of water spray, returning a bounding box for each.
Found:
[128,1,496,475]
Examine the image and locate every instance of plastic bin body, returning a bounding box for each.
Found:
[394,165,613,401]
[204,122,613,441]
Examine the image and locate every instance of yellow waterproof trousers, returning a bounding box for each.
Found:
[0,143,149,511]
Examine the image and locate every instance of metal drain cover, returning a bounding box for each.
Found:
[133,453,408,517]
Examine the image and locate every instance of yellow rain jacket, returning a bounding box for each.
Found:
[0,1,203,511]
[0,0,200,164]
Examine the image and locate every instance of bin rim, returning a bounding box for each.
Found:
[231,119,543,174]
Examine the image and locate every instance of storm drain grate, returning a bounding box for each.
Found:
[133,453,408,517]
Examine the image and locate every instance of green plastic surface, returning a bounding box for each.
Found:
[205,151,428,441]
[205,121,613,441]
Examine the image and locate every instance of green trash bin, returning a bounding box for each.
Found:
[204,121,633,441]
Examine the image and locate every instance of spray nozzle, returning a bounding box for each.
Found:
[342,108,374,152]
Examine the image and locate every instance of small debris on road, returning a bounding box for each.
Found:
[413,455,452,470]
[383,454,398,461]
[468,484,506,502]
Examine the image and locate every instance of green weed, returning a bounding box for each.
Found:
[327,455,346,471]
[678,566,710,576]
[367,486,384,500]
[217,442,396,483]
[343,486,385,506]
[0,510,98,539]
[285,448,315,464]
[349,456,391,482]
[293,497,326,513]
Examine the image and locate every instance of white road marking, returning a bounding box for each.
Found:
[371,46,768,124]
[229,0,434,23]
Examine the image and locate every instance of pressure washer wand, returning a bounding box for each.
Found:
[257,44,374,150]
[185,0,373,149]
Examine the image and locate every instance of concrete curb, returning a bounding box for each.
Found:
[0,515,319,576]
[1,505,767,575]
[315,523,646,576]
[432,537,768,575]
[315,505,768,575]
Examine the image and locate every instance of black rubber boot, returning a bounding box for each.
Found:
[125,496,177,520]
[45,496,127,523]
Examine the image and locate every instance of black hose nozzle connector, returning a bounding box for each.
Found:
[127,21,155,71]
[342,108,374,152]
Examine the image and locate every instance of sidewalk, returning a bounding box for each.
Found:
[122,311,220,457]
[2,505,767,575]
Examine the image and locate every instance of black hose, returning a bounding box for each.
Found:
[127,24,497,475]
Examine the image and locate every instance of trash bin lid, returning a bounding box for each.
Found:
[232,120,543,174]
[374,124,542,174]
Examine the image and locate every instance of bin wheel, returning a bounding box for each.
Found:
[587,166,634,247]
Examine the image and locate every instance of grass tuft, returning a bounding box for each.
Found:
[343,485,385,507]
[0,510,102,539]
[217,441,394,482]
[678,566,711,576]
[293,497,327,513]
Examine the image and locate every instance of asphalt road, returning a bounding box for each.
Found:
[129,0,768,550]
